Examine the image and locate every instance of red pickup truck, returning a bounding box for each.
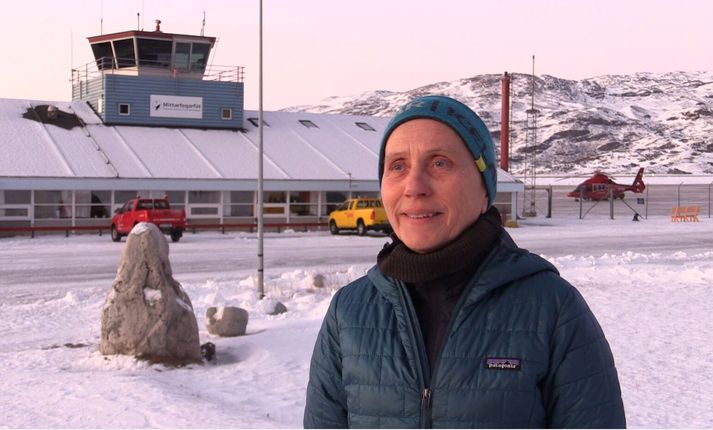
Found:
[110,197,186,242]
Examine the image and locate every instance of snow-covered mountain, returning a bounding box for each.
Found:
[283,71,713,175]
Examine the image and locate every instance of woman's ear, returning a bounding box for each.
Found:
[480,194,489,214]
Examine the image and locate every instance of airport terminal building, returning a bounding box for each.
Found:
[0,27,523,232]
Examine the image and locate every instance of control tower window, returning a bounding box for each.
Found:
[191,43,210,71]
[174,42,191,71]
[113,39,136,68]
[137,38,172,68]
[91,42,114,69]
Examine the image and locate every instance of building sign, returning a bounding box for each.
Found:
[150,95,203,119]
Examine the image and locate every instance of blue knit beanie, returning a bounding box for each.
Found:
[378,95,498,208]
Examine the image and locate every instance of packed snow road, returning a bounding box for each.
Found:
[1,215,710,294]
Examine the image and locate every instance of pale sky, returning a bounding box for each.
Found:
[1,0,711,110]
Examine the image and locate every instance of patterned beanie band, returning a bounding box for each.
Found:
[378,95,497,208]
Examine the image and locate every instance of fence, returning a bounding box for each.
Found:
[525,183,713,220]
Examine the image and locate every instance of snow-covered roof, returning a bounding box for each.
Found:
[0,98,522,191]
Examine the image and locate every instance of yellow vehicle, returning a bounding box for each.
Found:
[328,197,391,236]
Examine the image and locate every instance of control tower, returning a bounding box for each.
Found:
[72,21,244,129]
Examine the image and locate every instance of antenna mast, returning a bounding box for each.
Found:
[522,55,539,217]
[201,11,206,36]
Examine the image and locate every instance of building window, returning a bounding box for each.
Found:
[0,190,31,219]
[91,42,114,69]
[188,190,221,219]
[75,190,111,218]
[163,191,186,211]
[0,190,30,204]
[115,191,138,204]
[247,117,269,127]
[118,103,130,115]
[324,191,348,216]
[34,190,72,219]
[190,43,211,72]
[289,191,318,216]
[137,38,172,68]
[190,207,219,215]
[261,191,287,217]
[223,191,253,217]
[112,38,136,68]
[355,121,375,131]
[299,119,319,129]
[174,42,191,71]
[189,190,220,204]
[221,108,233,120]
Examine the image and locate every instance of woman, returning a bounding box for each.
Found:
[304,95,625,428]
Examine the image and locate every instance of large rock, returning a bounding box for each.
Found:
[100,222,201,364]
[205,306,249,336]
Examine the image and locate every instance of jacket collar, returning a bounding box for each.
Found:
[367,230,559,329]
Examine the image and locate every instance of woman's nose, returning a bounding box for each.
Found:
[403,168,431,198]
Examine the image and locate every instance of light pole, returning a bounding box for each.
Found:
[256,0,265,299]
[347,172,352,199]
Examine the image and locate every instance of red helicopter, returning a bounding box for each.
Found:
[567,168,645,201]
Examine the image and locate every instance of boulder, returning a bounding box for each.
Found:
[205,306,249,336]
[256,298,288,316]
[100,222,201,364]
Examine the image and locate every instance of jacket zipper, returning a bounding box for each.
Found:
[415,265,490,428]
[427,293,468,405]
[420,387,432,411]
[396,281,432,428]
[387,241,499,428]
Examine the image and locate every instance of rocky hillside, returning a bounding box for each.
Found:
[283,71,713,175]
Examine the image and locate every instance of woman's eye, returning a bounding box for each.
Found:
[389,161,405,172]
[433,159,448,168]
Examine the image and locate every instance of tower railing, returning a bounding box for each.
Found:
[71,57,245,87]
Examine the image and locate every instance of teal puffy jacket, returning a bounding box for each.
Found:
[304,231,625,428]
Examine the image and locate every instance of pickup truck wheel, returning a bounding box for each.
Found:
[356,219,366,236]
[329,220,339,235]
[110,225,121,242]
[170,229,182,243]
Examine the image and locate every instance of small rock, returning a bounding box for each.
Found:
[201,342,216,361]
[270,301,288,315]
[311,273,325,288]
[256,298,288,315]
[206,306,249,337]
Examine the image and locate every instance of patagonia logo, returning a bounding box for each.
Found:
[485,357,521,371]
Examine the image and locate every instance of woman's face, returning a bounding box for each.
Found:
[381,119,488,254]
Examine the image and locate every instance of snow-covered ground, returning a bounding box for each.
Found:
[1,215,712,428]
